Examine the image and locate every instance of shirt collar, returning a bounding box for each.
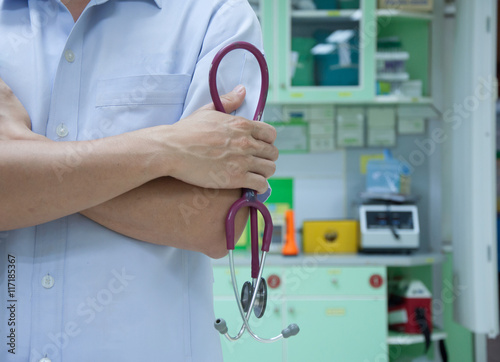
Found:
[5,0,162,9]
[94,0,162,8]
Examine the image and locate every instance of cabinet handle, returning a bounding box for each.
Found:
[288,307,295,315]
[280,83,286,90]
[274,307,280,315]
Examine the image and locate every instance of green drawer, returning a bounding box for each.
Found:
[283,266,386,296]
[285,299,387,362]
[213,266,284,298]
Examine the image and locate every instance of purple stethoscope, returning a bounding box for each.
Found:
[210,42,299,343]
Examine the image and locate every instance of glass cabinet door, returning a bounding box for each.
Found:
[276,0,375,103]
[246,0,279,102]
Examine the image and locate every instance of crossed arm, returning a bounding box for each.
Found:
[0,79,278,259]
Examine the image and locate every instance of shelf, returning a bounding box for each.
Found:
[212,252,445,267]
[377,73,410,82]
[376,9,433,21]
[387,328,447,345]
[360,192,419,204]
[270,96,434,106]
[292,9,361,20]
[376,51,410,61]
[374,96,433,105]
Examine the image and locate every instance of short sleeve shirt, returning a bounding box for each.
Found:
[0,0,264,361]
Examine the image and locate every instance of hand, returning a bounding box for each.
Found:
[155,85,279,194]
[0,78,47,141]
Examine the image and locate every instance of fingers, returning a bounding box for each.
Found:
[201,85,246,113]
[239,122,278,161]
[255,141,279,161]
[220,85,246,113]
[239,158,276,194]
[250,158,276,179]
[168,100,278,193]
[251,121,277,144]
[243,173,270,195]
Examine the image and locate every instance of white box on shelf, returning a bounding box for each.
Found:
[400,80,423,98]
[378,0,433,12]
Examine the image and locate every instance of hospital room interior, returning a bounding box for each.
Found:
[214,0,500,361]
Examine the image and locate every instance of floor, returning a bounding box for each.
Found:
[487,273,500,361]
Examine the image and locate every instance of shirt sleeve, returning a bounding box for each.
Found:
[181,0,272,201]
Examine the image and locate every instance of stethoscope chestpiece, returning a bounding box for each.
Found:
[240,278,267,318]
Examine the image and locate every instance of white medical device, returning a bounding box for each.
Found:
[359,204,420,253]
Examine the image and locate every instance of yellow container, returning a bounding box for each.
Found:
[303,220,360,254]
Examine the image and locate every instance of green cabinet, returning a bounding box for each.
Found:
[257,0,376,104]
[275,0,376,103]
[253,0,432,105]
[285,299,387,362]
[213,264,387,361]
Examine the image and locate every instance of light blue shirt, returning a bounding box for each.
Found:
[0,0,265,361]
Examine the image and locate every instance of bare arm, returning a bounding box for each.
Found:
[0,80,275,257]
[81,178,248,259]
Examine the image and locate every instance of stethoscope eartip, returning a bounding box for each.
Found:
[282,323,300,338]
[214,318,228,335]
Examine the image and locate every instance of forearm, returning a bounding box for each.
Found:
[0,83,276,249]
[1,131,246,257]
[0,129,165,230]
[81,177,248,259]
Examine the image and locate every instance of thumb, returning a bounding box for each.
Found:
[202,85,246,113]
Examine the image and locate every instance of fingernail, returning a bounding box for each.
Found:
[233,85,245,94]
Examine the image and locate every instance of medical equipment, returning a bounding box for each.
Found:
[210,41,300,343]
[359,204,420,253]
[388,279,433,353]
[282,210,299,256]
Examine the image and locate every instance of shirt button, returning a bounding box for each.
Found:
[41,274,55,289]
[64,49,75,63]
[56,123,69,138]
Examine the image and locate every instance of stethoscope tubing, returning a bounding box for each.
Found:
[225,251,284,343]
[209,41,269,122]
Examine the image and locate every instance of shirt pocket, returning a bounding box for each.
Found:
[91,74,191,138]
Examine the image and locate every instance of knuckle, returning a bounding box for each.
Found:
[264,162,276,179]
[270,146,279,161]
[220,94,232,103]
[270,162,277,175]
[268,125,277,141]
[257,123,277,143]
[233,116,250,129]
[237,137,254,151]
